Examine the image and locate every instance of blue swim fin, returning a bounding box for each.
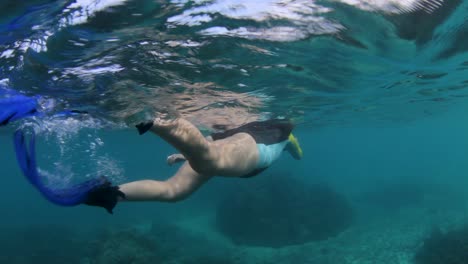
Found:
[13,130,124,213]
[0,95,38,126]
[0,88,91,126]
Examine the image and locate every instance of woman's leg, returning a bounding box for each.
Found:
[151,118,215,171]
[138,117,259,176]
[166,136,212,165]
[119,162,212,202]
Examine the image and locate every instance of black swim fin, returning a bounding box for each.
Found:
[84,179,125,214]
[135,121,153,135]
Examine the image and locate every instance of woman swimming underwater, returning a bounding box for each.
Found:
[13,116,303,214]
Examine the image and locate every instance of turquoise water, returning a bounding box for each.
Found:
[2,0,468,263]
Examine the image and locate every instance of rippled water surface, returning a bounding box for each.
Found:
[2,0,467,129]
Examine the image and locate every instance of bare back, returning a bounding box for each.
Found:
[209,132,259,177]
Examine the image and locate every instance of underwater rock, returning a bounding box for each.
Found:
[216,174,354,247]
[89,228,161,264]
[81,222,238,264]
[414,225,468,264]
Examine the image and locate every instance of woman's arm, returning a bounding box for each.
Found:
[119,162,212,202]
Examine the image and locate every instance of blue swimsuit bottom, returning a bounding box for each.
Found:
[255,140,289,169]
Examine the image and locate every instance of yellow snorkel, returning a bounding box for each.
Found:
[288,133,303,159]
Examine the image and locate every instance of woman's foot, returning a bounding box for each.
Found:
[135,121,154,135]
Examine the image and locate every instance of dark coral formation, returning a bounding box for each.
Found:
[216,174,354,247]
[414,225,468,264]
